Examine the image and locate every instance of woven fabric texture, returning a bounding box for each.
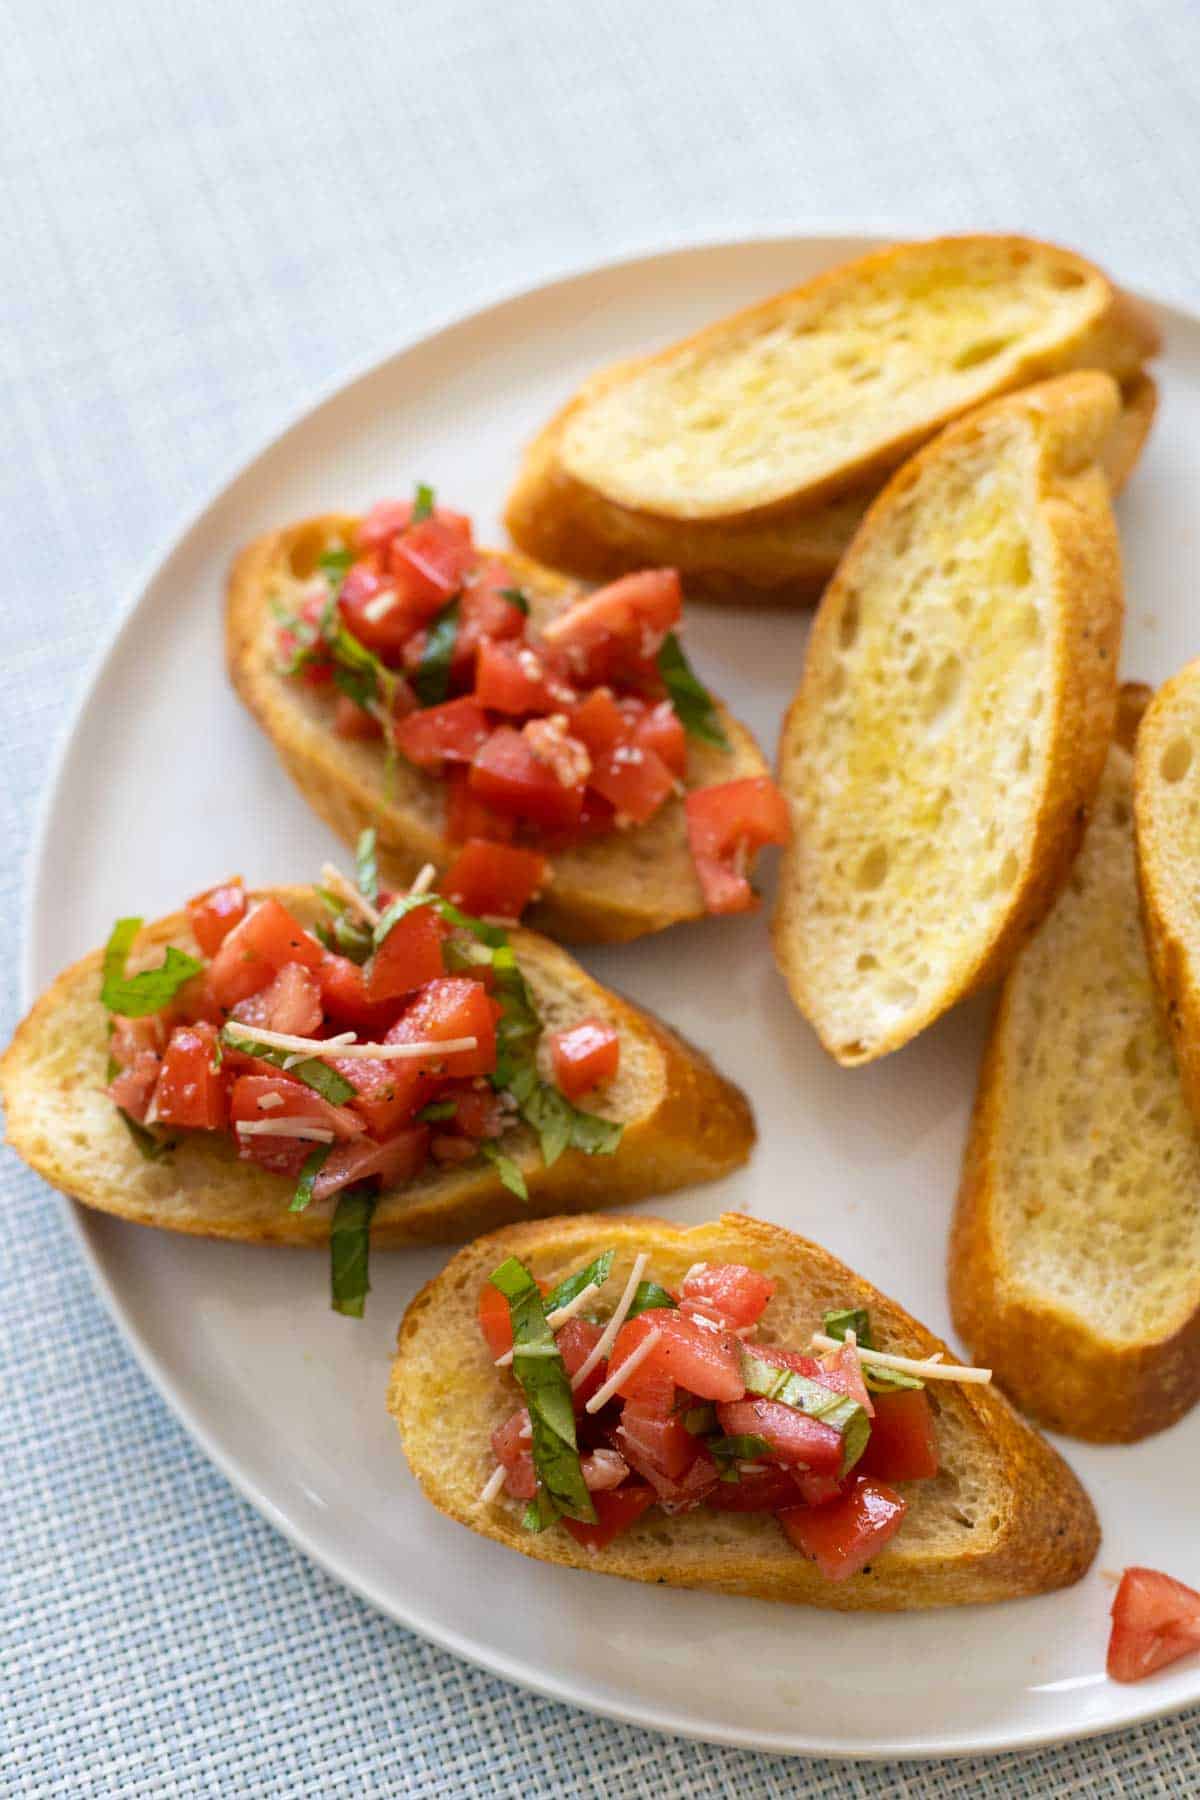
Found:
[4,0,1200,1791]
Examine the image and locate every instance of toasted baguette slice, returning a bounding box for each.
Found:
[950,694,1200,1442]
[0,892,754,1248]
[773,373,1125,1065]
[1134,658,1200,1131]
[227,522,769,944]
[507,372,1156,606]
[390,1212,1099,1609]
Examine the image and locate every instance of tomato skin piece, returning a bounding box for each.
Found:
[367,906,448,1003]
[706,1466,804,1513]
[562,1484,656,1551]
[608,1309,745,1403]
[549,1018,620,1099]
[679,1262,775,1330]
[857,1388,939,1482]
[588,741,676,825]
[394,697,491,772]
[442,839,546,921]
[1107,1568,1200,1682]
[777,1476,907,1581]
[444,768,516,845]
[387,976,498,1078]
[685,777,791,915]
[309,1125,430,1203]
[208,899,324,1009]
[187,879,246,956]
[717,1399,844,1477]
[150,1023,225,1129]
[469,726,585,831]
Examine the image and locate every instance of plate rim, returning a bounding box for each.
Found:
[21,226,1200,1761]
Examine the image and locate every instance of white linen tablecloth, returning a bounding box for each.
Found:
[5,0,1200,1791]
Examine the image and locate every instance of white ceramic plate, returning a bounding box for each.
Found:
[24,235,1200,1759]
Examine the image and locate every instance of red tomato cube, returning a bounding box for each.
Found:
[394,697,491,772]
[542,569,682,673]
[452,560,527,678]
[632,699,687,778]
[230,962,323,1037]
[608,1310,745,1403]
[478,1282,514,1359]
[207,899,324,1008]
[679,1261,775,1329]
[187,879,246,956]
[569,688,627,756]
[777,1476,907,1581]
[469,726,585,831]
[152,1022,226,1129]
[387,976,498,1077]
[549,1018,620,1099]
[388,514,474,619]
[333,694,383,739]
[332,1055,426,1140]
[858,1388,939,1483]
[685,777,791,914]
[442,840,547,921]
[316,952,401,1035]
[367,905,448,1003]
[716,1398,844,1476]
[706,1466,804,1513]
[474,639,559,714]
[555,1316,607,1411]
[1108,1567,1200,1682]
[561,1484,656,1551]
[444,768,516,845]
[587,741,676,825]
[617,1394,699,1480]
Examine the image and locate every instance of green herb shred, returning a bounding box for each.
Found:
[100,918,203,1017]
[489,1255,595,1522]
[411,482,435,523]
[656,632,730,751]
[740,1348,870,1474]
[355,828,379,906]
[821,1306,924,1392]
[319,545,354,590]
[479,1142,529,1201]
[626,1280,678,1321]
[220,1026,357,1106]
[543,1250,615,1316]
[499,586,530,615]
[412,597,460,707]
[330,1188,376,1317]
[290,1144,332,1214]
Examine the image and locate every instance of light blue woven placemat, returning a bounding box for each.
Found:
[5,0,1200,1790]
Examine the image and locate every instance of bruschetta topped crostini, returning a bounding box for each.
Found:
[227,490,787,941]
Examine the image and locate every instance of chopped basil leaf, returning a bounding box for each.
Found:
[487,949,624,1163]
[411,482,435,524]
[709,1433,772,1462]
[319,545,354,590]
[656,631,730,751]
[220,1026,357,1105]
[519,1079,623,1166]
[822,1305,924,1392]
[330,1187,376,1317]
[100,919,203,1018]
[417,1100,458,1122]
[499,586,530,616]
[412,598,459,707]
[489,1255,594,1522]
[373,891,439,946]
[626,1280,678,1321]
[682,1404,717,1436]
[355,828,379,906]
[117,1110,176,1161]
[480,1142,528,1201]
[290,1144,332,1213]
[521,1493,557,1533]
[740,1348,870,1474]
[543,1250,615,1316]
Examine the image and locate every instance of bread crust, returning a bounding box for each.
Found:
[0,892,755,1247]
[772,372,1125,1065]
[506,373,1156,610]
[226,522,770,944]
[389,1212,1099,1609]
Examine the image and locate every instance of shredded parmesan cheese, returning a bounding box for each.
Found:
[256,1093,285,1111]
[477,1465,507,1507]
[410,863,436,896]
[808,1333,992,1384]
[571,1252,649,1392]
[224,1022,477,1062]
[362,590,400,624]
[584,1326,662,1413]
[234,1119,335,1142]
[320,863,381,927]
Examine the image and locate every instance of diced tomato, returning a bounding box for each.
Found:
[367,906,448,1003]
[357,500,413,551]
[442,840,546,921]
[685,777,791,915]
[617,1393,700,1480]
[562,1484,656,1550]
[174,971,227,1029]
[858,1387,937,1482]
[110,1014,168,1068]
[187,879,246,956]
[152,1022,226,1130]
[332,1055,426,1139]
[394,697,491,772]
[316,952,402,1036]
[450,1087,505,1141]
[491,1408,537,1500]
[616,1441,720,1514]
[108,1049,161,1123]
[229,1073,363,1175]
[717,1399,844,1477]
[815,1342,875,1420]
[474,639,560,715]
[608,1309,745,1403]
[778,1476,907,1581]
[542,569,682,683]
[569,688,627,757]
[230,962,323,1037]
[706,1466,804,1513]
[632,699,687,779]
[388,513,475,614]
[444,768,516,845]
[333,694,383,739]
[387,976,498,1077]
[751,1344,823,1378]
[680,1262,775,1330]
[337,562,414,659]
[479,1283,515,1359]
[555,1315,606,1411]
[207,899,324,1008]
[1108,1568,1200,1683]
[310,1125,430,1202]
[452,560,527,677]
[792,1472,846,1508]
[469,726,585,831]
[549,1018,620,1100]
[588,741,676,825]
